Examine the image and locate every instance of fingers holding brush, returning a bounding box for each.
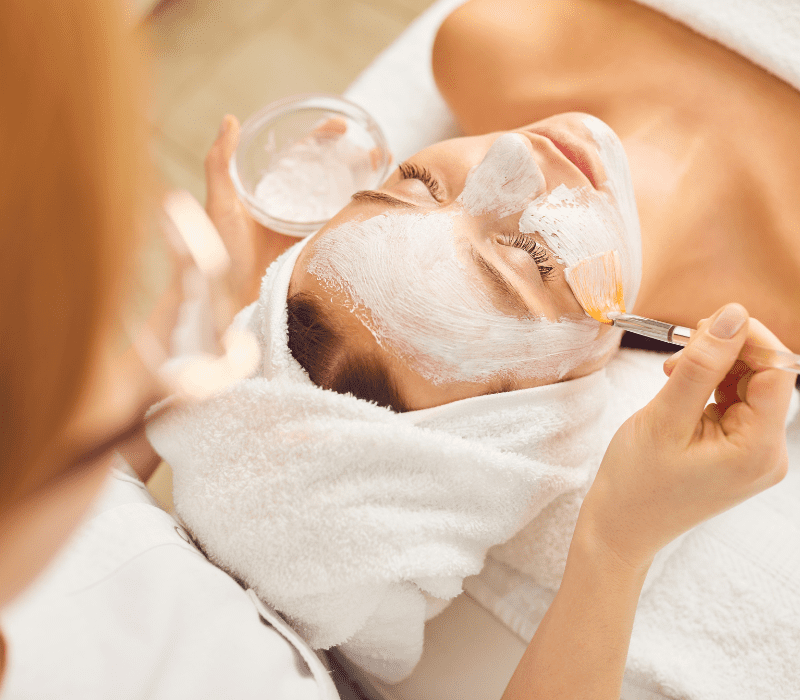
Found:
[661,308,795,435]
[654,303,750,435]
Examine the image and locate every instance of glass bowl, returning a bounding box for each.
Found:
[229,93,392,237]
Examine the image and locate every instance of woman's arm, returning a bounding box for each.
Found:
[503,303,794,700]
[503,515,649,700]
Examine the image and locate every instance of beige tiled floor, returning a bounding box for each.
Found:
[144,0,436,203]
[141,0,436,510]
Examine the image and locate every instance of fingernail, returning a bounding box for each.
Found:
[218,117,228,138]
[710,304,747,339]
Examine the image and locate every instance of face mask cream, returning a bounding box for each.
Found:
[307,211,604,384]
[456,133,546,218]
[306,116,641,387]
[519,117,642,310]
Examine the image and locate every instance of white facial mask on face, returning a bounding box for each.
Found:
[306,116,640,387]
[307,212,604,385]
[456,133,546,218]
[519,116,642,310]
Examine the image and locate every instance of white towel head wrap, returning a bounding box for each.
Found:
[251,235,315,384]
[147,235,678,683]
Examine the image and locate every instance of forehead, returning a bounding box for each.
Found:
[288,210,505,409]
[291,205,475,301]
[289,134,505,289]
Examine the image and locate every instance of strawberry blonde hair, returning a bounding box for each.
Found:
[0,0,149,509]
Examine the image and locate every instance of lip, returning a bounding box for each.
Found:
[523,127,602,189]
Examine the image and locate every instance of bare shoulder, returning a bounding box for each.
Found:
[432,0,601,134]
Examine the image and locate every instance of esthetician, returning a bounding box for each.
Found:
[0,1,794,700]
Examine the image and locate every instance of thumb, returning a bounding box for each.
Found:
[205,115,240,214]
[651,303,749,435]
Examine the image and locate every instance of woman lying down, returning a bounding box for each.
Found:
[148,2,800,698]
[149,113,799,697]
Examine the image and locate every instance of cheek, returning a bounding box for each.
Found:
[456,133,545,218]
[522,192,622,263]
[519,186,639,307]
[309,211,614,388]
[580,115,643,306]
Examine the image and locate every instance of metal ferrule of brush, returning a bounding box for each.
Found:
[609,313,675,344]
[669,325,693,345]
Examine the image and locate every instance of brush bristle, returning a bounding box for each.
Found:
[564,250,626,324]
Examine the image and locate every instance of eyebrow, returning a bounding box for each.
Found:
[351,190,417,209]
[469,244,530,315]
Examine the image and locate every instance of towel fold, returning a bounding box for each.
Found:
[149,370,576,681]
[456,358,800,700]
[148,232,743,684]
[149,241,637,683]
[625,467,800,699]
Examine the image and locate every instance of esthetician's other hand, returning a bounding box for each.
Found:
[583,303,794,568]
[205,115,296,309]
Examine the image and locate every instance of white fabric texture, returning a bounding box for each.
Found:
[148,240,689,685]
[148,243,612,683]
[461,399,800,700]
[624,465,800,700]
[408,349,691,598]
[0,458,329,700]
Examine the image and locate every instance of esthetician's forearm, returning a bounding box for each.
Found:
[501,510,650,700]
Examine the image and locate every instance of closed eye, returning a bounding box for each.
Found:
[398,162,445,202]
[499,232,556,280]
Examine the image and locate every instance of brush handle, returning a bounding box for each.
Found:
[610,312,800,375]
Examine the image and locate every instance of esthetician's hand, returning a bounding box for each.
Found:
[205,115,297,309]
[582,303,794,569]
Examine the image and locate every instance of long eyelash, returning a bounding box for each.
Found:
[398,162,444,202]
[504,233,556,280]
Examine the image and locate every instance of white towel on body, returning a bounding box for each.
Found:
[460,361,800,700]
[624,465,800,700]
[147,238,682,683]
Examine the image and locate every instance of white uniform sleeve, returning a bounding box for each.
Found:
[0,468,332,700]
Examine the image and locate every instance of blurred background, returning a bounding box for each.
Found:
[140,0,436,203]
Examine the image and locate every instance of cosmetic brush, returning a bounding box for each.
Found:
[565,250,800,374]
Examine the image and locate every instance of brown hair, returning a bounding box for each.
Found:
[287,292,409,412]
[0,0,149,509]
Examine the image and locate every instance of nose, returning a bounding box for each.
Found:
[456,133,545,219]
